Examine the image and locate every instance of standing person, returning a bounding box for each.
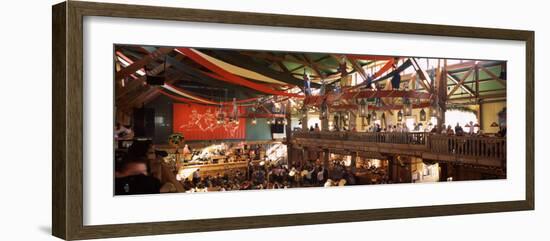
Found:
[317,167,325,186]
[468,121,475,135]
[454,123,463,135]
[311,165,318,185]
[192,169,201,185]
[314,123,320,131]
[446,125,454,135]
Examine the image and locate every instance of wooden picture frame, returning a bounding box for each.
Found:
[52,1,534,240]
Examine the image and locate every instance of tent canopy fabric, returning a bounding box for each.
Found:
[114,45,507,110]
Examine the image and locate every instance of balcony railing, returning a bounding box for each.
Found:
[429,135,506,161]
[293,131,427,145]
[292,131,506,161]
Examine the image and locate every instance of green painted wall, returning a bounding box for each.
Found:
[245,118,272,140]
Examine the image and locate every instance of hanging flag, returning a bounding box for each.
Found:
[366,74,373,89]
[391,72,401,90]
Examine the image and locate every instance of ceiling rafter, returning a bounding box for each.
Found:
[447,66,475,98]
[115,47,173,81]
[447,73,475,97]
[478,65,506,87]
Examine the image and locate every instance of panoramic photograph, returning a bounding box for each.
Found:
[113,45,507,195]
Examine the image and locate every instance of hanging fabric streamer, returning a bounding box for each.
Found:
[175,48,303,98]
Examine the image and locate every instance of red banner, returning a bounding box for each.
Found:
[173,103,246,140]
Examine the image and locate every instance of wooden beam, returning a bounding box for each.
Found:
[478,65,506,87]
[116,53,185,101]
[449,93,506,101]
[118,71,183,111]
[436,59,448,131]
[410,58,433,93]
[347,57,368,82]
[447,73,475,96]
[115,47,172,81]
[447,66,475,98]
[475,65,480,98]
[288,55,333,72]
[301,54,326,80]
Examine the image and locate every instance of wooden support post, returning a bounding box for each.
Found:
[285,101,293,167]
[455,164,462,181]
[479,103,484,131]
[390,157,399,183]
[349,111,357,131]
[323,149,330,175]
[301,106,308,130]
[475,64,480,98]
[436,60,447,131]
[321,106,330,131]
[303,147,309,164]
[439,162,448,181]
[350,152,357,173]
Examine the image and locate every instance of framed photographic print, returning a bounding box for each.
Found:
[52,1,534,240]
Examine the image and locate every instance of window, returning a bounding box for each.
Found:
[444,110,477,128]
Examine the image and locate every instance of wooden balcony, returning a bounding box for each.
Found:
[291,131,506,168]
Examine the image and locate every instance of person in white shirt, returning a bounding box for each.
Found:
[468,121,475,134]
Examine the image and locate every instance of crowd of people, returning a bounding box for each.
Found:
[114,118,505,195]
[306,120,506,137]
[180,160,359,193]
[115,138,371,195]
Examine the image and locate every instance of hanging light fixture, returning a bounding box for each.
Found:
[358,98,368,117]
[403,97,412,116]
[419,108,426,121]
[216,104,225,125]
[371,109,377,121]
[397,110,403,122]
[251,118,257,125]
[372,97,382,121]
